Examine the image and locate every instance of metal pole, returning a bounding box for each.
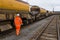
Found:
[53,8,54,12]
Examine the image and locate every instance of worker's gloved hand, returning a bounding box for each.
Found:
[21,23,23,25]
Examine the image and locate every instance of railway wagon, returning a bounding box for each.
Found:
[47,11,53,16]
[40,8,47,17]
[50,11,54,15]
[30,6,40,21]
[30,6,48,20]
[0,0,32,32]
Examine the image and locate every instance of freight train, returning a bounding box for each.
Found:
[0,0,53,32]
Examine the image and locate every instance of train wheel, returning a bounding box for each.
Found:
[23,20,29,25]
[30,19,33,23]
[46,13,48,17]
[26,20,29,24]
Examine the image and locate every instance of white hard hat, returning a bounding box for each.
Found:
[16,14,20,16]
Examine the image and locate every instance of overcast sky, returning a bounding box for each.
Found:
[22,0,60,11]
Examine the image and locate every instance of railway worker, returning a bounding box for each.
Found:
[14,14,23,36]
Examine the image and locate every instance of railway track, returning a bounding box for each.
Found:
[36,16,58,40]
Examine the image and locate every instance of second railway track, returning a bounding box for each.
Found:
[36,16,58,40]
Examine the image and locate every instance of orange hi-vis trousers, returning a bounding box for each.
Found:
[15,25,21,36]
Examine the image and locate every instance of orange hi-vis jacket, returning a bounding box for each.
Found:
[14,16,22,26]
